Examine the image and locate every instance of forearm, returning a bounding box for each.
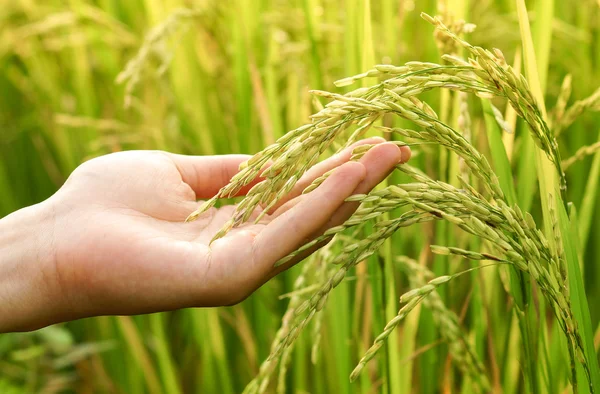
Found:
[0,201,60,332]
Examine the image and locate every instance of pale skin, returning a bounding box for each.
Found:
[0,138,410,333]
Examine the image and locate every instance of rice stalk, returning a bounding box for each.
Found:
[188,12,596,391]
[255,151,589,387]
[115,7,203,108]
[457,91,472,178]
[562,141,600,170]
[263,158,588,386]
[396,256,491,393]
[186,12,568,236]
[350,262,505,383]
[244,243,337,394]
[551,74,572,128]
[555,85,600,137]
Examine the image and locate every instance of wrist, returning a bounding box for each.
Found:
[0,198,61,332]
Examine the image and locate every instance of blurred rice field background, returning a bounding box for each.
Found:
[2,0,600,393]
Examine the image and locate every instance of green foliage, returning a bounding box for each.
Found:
[2,1,600,393]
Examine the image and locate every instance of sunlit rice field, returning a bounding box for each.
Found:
[2,0,600,393]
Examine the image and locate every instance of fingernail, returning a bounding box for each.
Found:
[400,146,412,163]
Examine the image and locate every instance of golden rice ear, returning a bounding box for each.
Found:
[116,8,203,109]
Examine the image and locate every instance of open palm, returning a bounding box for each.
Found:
[46,138,409,325]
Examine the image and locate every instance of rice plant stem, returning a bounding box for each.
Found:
[149,314,182,394]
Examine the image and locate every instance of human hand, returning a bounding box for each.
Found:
[0,138,410,331]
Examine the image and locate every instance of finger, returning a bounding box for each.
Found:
[269,142,410,221]
[253,161,366,266]
[271,142,407,273]
[316,142,406,233]
[264,137,386,213]
[285,137,386,195]
[168,153,264,199]
[399,145,411,163]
